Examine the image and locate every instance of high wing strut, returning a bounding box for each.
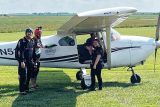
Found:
[106,27,111,69]
[101,27,111,70]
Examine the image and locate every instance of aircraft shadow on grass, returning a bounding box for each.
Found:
[103,82,136,88]
[0,69,137,107]
[10,70,86,107]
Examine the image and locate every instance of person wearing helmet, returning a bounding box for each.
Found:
[30,26,43,90]
[34,26,42,39]
[15,28,35,95]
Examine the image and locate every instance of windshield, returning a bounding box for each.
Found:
[111,29,120,41]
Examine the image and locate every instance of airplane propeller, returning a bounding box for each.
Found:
[154,14,160,72]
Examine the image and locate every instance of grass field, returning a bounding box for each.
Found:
[0,15,160,107]
[0,16,71,33]
[0,14,158,33]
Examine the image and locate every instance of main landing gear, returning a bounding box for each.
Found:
[76,68,91,89]
[76,67,141,89]
[128,67,141,84]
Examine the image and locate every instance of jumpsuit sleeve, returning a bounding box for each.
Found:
[19,40,25,62]
[39,39,44,48]
[96,47,103,56]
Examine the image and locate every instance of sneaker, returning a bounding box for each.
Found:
[35,84,39,89]
[26,89,34,93]
[25,90,30,93]
[30,87,36,92]
[20,92,27,95]
[89,88,96,91]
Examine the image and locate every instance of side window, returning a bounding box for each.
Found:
[58,36,75,46]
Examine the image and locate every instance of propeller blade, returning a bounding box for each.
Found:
[154,14,160,72]
[156,14,160,41]
[154,49,157,72]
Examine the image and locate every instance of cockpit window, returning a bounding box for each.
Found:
[58,36,75,46]
[111,29,120,41]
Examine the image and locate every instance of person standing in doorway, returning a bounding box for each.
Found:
[90,38,104,91]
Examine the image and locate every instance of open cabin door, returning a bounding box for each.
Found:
[76,34,92,64]
[76,30,110,69]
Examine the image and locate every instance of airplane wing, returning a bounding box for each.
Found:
[57,7,137,35]
[58,7,137,69]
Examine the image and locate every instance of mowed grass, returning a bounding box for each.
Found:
[1,67,160,107]
[0,14,158,33]
[0,15,160,107]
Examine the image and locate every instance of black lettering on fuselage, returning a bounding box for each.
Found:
[0,49,7,55]
[8,48,14,55]
[0,48,14,55]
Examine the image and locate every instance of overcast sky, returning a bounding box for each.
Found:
[0,0,159,14]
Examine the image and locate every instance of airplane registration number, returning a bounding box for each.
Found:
[0,48,14,55]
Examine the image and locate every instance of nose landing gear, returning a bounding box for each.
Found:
[128,67,141,84]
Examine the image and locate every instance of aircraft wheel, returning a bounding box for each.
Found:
[130,74,141,84]
[81,79,87,89]
[76,71,83,80]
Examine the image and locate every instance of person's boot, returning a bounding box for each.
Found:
[99,87,102,90]
[89,86,96,91]
[20,91,27,95]
[30,78,36,91]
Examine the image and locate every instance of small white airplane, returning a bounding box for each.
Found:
[0,7,160,89]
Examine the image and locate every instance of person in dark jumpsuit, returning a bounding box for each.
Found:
[16,28,35,95]
[90,38,104,91]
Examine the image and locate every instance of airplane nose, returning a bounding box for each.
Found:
[156,40,160,49]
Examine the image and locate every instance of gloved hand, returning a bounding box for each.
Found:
[34,62,38,69]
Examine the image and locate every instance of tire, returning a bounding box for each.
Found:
[76,71,82,80]
[130,74,141,84]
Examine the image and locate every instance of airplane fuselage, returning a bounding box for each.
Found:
[0,34,156,69]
